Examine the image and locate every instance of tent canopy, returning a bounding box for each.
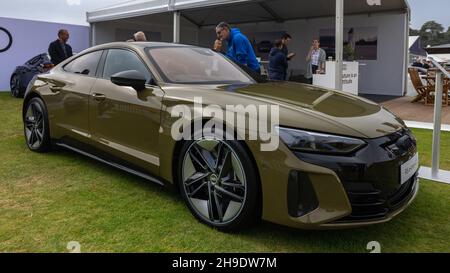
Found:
[426,44,450,54]
[87,0,410,26]
[87,0,411,95]
[409,36,419,48]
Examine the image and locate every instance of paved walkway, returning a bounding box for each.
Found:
[380,96,450,125]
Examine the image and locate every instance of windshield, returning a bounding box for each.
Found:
[147,47,255,84]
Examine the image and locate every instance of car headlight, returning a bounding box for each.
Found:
[276,126,366,155]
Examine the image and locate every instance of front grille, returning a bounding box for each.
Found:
[345,185,388,221]
[334,173,418,223]
[389,174,417,210]
[383,131,417,158]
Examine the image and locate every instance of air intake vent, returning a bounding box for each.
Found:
[287,171,319,218]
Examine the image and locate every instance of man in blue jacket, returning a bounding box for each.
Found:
[214,22,261,74]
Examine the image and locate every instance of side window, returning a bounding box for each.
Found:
[64,51,103,77]
[103,49,152,83]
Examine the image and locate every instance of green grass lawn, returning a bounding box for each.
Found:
[0,92,449,253]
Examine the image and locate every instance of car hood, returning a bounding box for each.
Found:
[161,81,406,139]
[221,82,406,139]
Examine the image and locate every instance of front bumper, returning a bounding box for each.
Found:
[322,176,419,228]
[251,128,419,229]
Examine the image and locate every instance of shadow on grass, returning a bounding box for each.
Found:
[47,146,181,201]
[10,138,446,252]
[234,212,423,252]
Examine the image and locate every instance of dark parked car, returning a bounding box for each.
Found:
[10,53,53,98]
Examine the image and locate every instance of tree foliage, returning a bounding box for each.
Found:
[410,21,450,47]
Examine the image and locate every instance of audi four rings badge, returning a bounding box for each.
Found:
[0,27,13,53]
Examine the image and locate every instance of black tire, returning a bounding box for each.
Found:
[23,97,51,152]
[10,74,24,98]
[177,137,260,232]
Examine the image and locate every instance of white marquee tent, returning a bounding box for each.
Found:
[87,0,411,96]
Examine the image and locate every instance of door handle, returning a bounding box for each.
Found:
[50,86,62,93]
[92,93,106,102]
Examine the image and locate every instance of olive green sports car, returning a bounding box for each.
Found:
[23,42,419,231]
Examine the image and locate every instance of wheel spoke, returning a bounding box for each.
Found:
[37,118,43,128]
[32,129,39,145]
[188,181,208,198]
[25,119,34,129]
[35,129,43,143]
[25,106,34,120]
[185,172,209,187]
[30,103,37,117]
[213,190,224,222]
[25,128,32,143]
[221,181,245,190]
[35,113,43,126]
[29,129,36,146]
[214,142,224,170]
[193,145,215,172]
[207,182,214,220]
[189,149,208,171]
[218,149,231,180]
[33,103,43,120]
[214,185,244,202]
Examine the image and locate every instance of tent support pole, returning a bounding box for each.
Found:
[173,11,180,43]
[335,0,344,91]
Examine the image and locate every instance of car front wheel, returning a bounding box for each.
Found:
[178,138,260,231]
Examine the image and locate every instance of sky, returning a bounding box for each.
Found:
[408,0,450,30]
[0,0,449,29]
[0,0,127,26]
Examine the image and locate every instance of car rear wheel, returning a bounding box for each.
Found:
[10,74,23,98]
[178,137,260,231]
[24,97,51,152]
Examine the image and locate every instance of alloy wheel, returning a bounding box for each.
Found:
[182,139,247,225]
[24,101,45,149]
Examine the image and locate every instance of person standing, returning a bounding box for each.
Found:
[213,22,261,74]
[127,31,148,42]
[347,28,355,52]
[280,33,296,80]
[422,58,432,70]
[48,29,73,65]
[305,39,326,84]
[281,34,296,61]
[268,40,288,81]
[412,57,423,68]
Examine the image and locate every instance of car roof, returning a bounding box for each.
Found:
[87,42,192,52]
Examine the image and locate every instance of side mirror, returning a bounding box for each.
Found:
[111,70,147,91]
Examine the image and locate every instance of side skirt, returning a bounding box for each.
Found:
[55,142,165,186]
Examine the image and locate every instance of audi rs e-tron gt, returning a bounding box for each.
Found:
[22,42,419,231]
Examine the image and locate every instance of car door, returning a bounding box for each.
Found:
[47,50,103,144]
[89,48,164,175]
